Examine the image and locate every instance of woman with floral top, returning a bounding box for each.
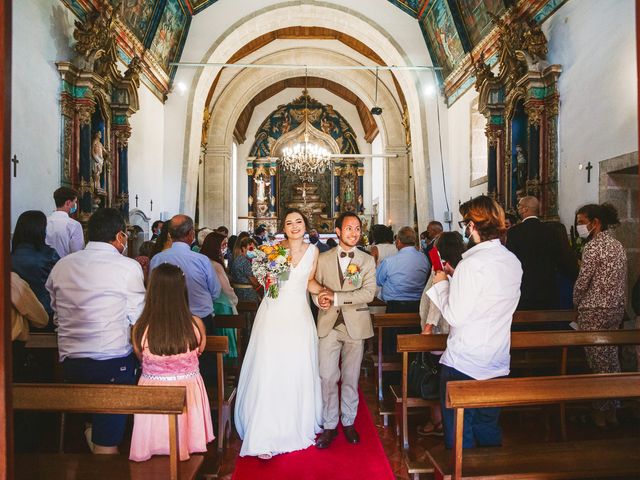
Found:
[574,203,627,427]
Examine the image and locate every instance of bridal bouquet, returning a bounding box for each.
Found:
[251,244,292,299]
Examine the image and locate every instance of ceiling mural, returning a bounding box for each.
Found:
[458,0,507,46]
[148,0,191,72]
[121,0,160,44]
[387,0,427,18]
[420,0,467,79]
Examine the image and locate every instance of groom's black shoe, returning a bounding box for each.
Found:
[315,428,338,449]
[343,425,360,444]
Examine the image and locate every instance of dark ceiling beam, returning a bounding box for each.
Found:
[233,76,378,145]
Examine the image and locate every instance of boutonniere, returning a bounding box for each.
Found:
[344,263,362,287]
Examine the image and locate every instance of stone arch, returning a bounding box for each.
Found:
[182,1,432,228]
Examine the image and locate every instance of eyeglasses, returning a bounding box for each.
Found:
[458,220,470,229]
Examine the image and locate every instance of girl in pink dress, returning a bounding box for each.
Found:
[129,263,215,462]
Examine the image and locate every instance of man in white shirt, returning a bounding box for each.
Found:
[46,186,85,257]
[46,208,145,454]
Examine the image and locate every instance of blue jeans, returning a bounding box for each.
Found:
[62,353,137,447]
[440,364,502,449]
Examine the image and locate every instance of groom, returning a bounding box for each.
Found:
[313,212,376,448]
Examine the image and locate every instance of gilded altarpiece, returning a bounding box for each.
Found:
[57,2,141,222]
[247,93,362,233]
[475,11,561,218]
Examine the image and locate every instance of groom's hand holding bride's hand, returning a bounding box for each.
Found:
[318,287,334,310]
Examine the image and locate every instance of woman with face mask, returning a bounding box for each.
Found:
[573,203,626,427]
[230,236,262,303]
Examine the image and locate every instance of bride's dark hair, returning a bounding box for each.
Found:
[279,208,311,238]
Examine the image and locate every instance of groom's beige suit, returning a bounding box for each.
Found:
[314,247,376,429]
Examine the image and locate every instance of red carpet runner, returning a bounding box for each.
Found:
[231,391,395,480]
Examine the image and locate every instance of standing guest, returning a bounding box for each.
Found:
[11,210,60,324]
[427,196,522,449]
[216,225,229,237]
[546,222,579,310]
[229,231,250,271]
[369,224,397,267]
[377,226,430,353]
[309,228,330,253]
[421,221,443,255]
[417,231,466,437]
[150,220,164,241]
[46,186,84,258]
[201,231,239,358]
[230,237,261,304]
[46,208,145,454]
[253,225,268,246]
[129,264,214,462]
[574,203,627,427]
[150,215,221,334]
[134,241,154,284]
[150,221,171,259]
[192,227,213,253]
[507,196,567,310]
[325,238,338,249]
[504,213,518,230]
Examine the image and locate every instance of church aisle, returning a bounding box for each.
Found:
[230,388,395,480]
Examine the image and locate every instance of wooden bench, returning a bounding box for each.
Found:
[213,314,246,376]
[204,335,236,455]
[371,313,421,427]
[13,383,201,480]
[512,309,576,326]
[427,373,640,480]
[396,330,640,478]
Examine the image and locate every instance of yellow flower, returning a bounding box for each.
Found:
[347,264,359,275]
[268,253,279,262]
[261,245,274,254]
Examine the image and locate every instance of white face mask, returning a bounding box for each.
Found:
[576,224,592,239]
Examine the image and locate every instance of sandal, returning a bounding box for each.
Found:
[417,422,444,437]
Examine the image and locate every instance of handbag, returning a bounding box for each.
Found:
[407,352,440,400]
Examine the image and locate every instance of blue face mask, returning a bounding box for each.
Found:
[70,203,77,215]
[420,239,427,250]
[246,249,257,259]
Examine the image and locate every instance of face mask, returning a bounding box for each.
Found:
[70,204,77,215]
[576,224,593,239]
[461,224,472,245]
[118,235,128,256]
[246,249,256,259]
[221,247,228,256]
[420,239,427,250]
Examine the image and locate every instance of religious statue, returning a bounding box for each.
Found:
[401,106,411,147]
[254,175,271,203]
[515,144,527,190]
[123,56,142,89]
[92,131,108,190]
[473,52,494,90]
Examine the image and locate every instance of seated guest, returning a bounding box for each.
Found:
[11,210,59,326]
[506,196,567,310]
[230,236,261,304]
[421,221,443,255]
[46,208,145,454]
[201,231,239,358]
[427,196,522,449]
[574,203,626,427]
[417,231,466,437]
[150,221,172,259]
[129,264,214,462]
[150,215,221,334]
[309,228,330,253]
[369,224,397,267]
[134,240,154,284]
[46,186,84,258]
[377,226,430,353]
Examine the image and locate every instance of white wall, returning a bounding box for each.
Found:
[443,0,638,228]
[10,0,75,228]
[543,0,638,224]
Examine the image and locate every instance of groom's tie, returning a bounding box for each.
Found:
[340,251,355,258]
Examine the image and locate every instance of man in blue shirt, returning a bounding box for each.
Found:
[150,214,221,332]
[376,226,430,353]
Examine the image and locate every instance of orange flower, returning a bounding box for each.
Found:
[346,264,359,275]
[268,253,279,262]
[260,245,274,254]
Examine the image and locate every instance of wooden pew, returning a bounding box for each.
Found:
[13,383,202,480]
[396,330,640,478]
[213,314,246,376]
[371,313,421,427]
[512,309,576,326]
[428,373,640,480]
[204,336,236,455]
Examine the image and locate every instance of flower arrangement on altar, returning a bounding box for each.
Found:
[251,244,292,298]
[344,263,361,287]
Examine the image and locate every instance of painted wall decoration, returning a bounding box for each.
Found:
[121,0,160,44]
[188,0,220,14]
[149,0,191,72]
[249,92,359,158]
[457,0,507,47]
[420,0,466,78]
[387,0,426,18]
[470,98,488,187]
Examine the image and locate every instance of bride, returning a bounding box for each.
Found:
[234,208,326,459]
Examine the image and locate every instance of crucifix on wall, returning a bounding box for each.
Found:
[135,194,138,208]
[585,162,593,183]
[11,155,18,177]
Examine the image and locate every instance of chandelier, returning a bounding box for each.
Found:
[280,77,331,181]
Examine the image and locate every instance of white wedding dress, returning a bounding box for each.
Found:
[235,244,323,457]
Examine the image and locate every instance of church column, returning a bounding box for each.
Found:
[357,160,365,214]
[385,145,411,228]
[246,160,254,217]
[333,162,342,216]
[268,160,277,217]
[485,124,503,197]
[113,126,131,217]
[203,144,232,228]
[77,101,95,221]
